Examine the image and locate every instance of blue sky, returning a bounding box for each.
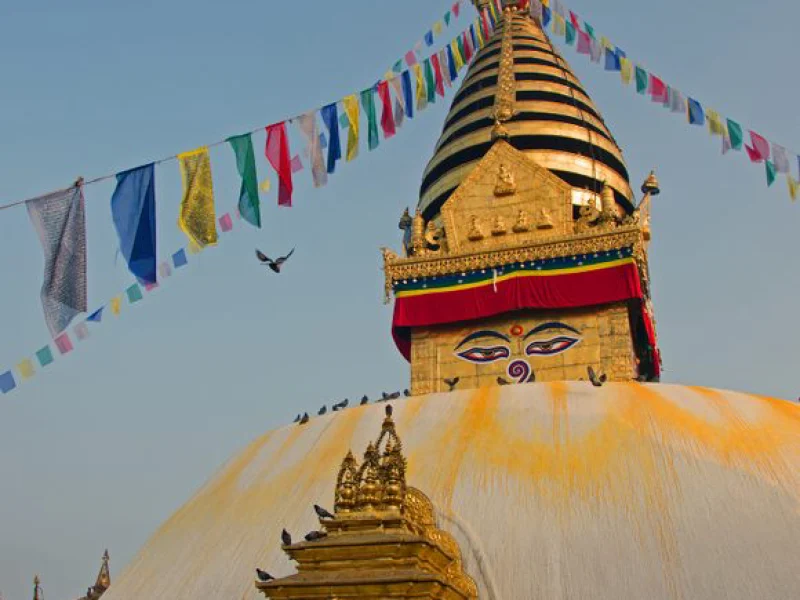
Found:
[1,0,799,598]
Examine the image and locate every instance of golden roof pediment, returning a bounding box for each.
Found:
[440,140,574,254]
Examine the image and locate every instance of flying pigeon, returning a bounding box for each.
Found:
[318,405,327,415]
[281,529,292,546]
[256,569,274,582]
[314,504,335,519]
[304,530,328,542]
[360,395,369,405]
[255,248,295,273]
[588,366,607,387]
[444,377,460,391]
[496,376,510,386]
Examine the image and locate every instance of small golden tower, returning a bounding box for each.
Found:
[256,406,477,599]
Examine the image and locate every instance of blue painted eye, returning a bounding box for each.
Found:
[525,336,579,356]
[456,346,510,363]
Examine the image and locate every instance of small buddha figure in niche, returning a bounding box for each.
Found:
[536,207,554,229]
[494,163,516,196]
[512,209,530,233]
[467,216,485,241]
[491,215,507,236]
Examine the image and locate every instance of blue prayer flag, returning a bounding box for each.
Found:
[616,47,626,58]
[688,98,705,125]
[447,44,458,82]
[172,248,188,268]
[604,47,620,71]
[0,371,16,394]
[320,103,342,175]
[111,164,157,285]
[424,31,434,46]
[542,7,552,28]
[401,70,414,119]
[470,24,478,51]
[87,307,104,322]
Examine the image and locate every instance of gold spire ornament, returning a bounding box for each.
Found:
[257,407,478,599]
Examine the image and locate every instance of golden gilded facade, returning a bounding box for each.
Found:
[257,408,477,600]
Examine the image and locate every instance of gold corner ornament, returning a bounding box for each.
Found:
[257,407,478,599]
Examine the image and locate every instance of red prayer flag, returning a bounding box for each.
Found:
[569,11,581,29]
[265,122,293,207]
[649,74,668,103]
[462,32,473,62]
[404,50,417,67]
[431,53,445,97]
[748,131,770,161]
[481,10,491,39]
[577,31,591,54]
[376,81,396,139]
[745,144,762,163]
[452,1,460,17]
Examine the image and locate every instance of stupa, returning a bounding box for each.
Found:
[101,2,800,599]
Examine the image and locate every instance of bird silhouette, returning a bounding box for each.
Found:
[255,248,295,273]
[387,391,401,400]
[444,377,460,391]
[403,389,411,397]
[281,529,292,546]
[318,405,327,415]
[299,412,309,424]
[386,404,394,417]
[332,399,348,411]
[304,530,328,542]
[314,504,335,519]
[379,392,390,402]
[360,395,369,405]
[293,414,300,423]
[588,366,607,387]
[256,569,274,582]
[497,376,510,386]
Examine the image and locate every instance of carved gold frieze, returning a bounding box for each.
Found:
[257,408,478,600]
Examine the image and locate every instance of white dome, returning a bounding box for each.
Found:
[103,383,800,599]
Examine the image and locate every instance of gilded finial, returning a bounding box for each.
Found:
[641,170,660,196]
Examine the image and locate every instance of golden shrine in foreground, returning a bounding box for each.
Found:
[99,1,799,599]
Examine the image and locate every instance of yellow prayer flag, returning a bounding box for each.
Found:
[343,94,360,162]
[788,175,798,201]
[474,18,484,47]
[259,178,271,193]
[178,147,218,248]
[188,239,203,255]
[553,14,566,36]
[451,40,464,71]
[542,0,550,6]
[600,35,611,49]
[17,359,34,380]
[414,64,427,112]
[706,109,725,136]
[110,295,121,316]
[433,21,443,36]
[620,57,633,85]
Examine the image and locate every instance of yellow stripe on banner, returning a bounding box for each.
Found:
[178,147,218,248]
[395,258,636,298]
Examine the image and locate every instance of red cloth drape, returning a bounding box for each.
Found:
[265,122,292,207]
[376,81,396,139]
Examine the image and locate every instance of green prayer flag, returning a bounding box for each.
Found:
[424,59,436,104]
[36,346,54,367]
[585,23,595,38]
[126,283,143,303]
[360,88,379,151]
[227,133,261,228]
[457,35,466,62]
[444,11,451,26]
[635,66,648,94]
[766,160,776,186]
[565,22,576,45]
[727,119,743,151]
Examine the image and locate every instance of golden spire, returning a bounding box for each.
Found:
[94,550,111,590]
[32,576,42,600]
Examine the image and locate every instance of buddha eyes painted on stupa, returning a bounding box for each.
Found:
[454,322,582,365]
